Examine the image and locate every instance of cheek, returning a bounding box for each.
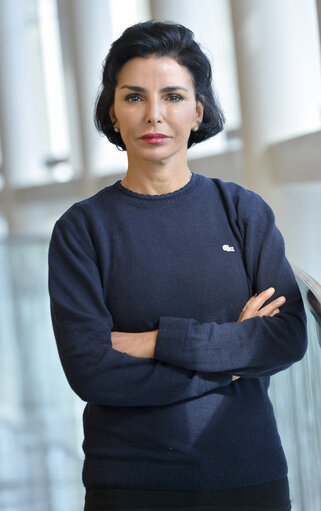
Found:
[175,111,195,135]
[117,113,137,137]
[175,106,197,124]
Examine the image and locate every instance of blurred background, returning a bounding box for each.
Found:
[0,1,320,510]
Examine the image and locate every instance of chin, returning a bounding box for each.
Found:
[134,148,175,162]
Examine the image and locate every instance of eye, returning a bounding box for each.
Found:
[166,94,183,102]
[125,94,143,103]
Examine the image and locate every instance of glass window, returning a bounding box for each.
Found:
[7,0,71,186]
[36,0,72,182]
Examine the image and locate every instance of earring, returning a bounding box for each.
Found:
[192,126,198,132]
[114,127,120,133]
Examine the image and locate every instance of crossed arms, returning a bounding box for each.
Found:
[111,287,286,363]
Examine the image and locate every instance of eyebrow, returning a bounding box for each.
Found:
[119,85,189,93]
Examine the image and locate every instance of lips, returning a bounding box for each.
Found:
[140,133,169,144]
[141,133,168,139]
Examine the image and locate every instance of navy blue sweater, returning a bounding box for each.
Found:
[48,173,307,491]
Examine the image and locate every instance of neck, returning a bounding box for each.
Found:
[121,156,192,195]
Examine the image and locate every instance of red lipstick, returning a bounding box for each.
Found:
[140,133,168,144]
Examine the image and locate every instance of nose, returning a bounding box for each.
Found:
[145,98,162,125]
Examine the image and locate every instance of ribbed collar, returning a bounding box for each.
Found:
[111,172,203,209]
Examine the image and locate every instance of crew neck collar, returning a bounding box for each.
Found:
[113,172,200,203]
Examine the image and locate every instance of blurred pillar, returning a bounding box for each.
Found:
[56,0,114,190]
[0,0,40,228]
[229,0,321,196]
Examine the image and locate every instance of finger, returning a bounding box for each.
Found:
[239,290,286,322]
[239,288,275,320]
[238,294,258,321]
[241,288,275,314]
[241,293,257,312]
[257,296,286,317]
[247,287,276,311]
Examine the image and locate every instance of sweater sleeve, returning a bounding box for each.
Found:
[48,217,233,408]
[154,190,307,377]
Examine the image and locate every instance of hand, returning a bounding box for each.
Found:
[111,330,158,358]
[238,287,286,322]
[232,288,286,382]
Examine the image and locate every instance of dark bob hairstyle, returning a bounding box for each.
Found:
[94,20,225,150]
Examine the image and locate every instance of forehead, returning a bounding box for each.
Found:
[116,56,195,89]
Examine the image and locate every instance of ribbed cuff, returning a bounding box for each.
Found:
[154,316,188,365]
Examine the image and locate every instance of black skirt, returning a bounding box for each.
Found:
[84,477,291,511]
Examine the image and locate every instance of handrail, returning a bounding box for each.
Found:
[292,265,321,346]
[270,265,321,510]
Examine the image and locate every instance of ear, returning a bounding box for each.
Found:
[109,104,117,125]
[193,100,204,129]
[196,100,204,123]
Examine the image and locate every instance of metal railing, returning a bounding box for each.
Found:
[269,266,321,511]
[293,265,321,345]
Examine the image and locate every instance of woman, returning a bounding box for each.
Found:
[48,20,307,511]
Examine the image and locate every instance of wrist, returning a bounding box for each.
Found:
[146,329,158,358]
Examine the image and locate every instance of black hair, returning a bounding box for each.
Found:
[94,20,225,150]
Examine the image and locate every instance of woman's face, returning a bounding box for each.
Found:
[110,56,203,165]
